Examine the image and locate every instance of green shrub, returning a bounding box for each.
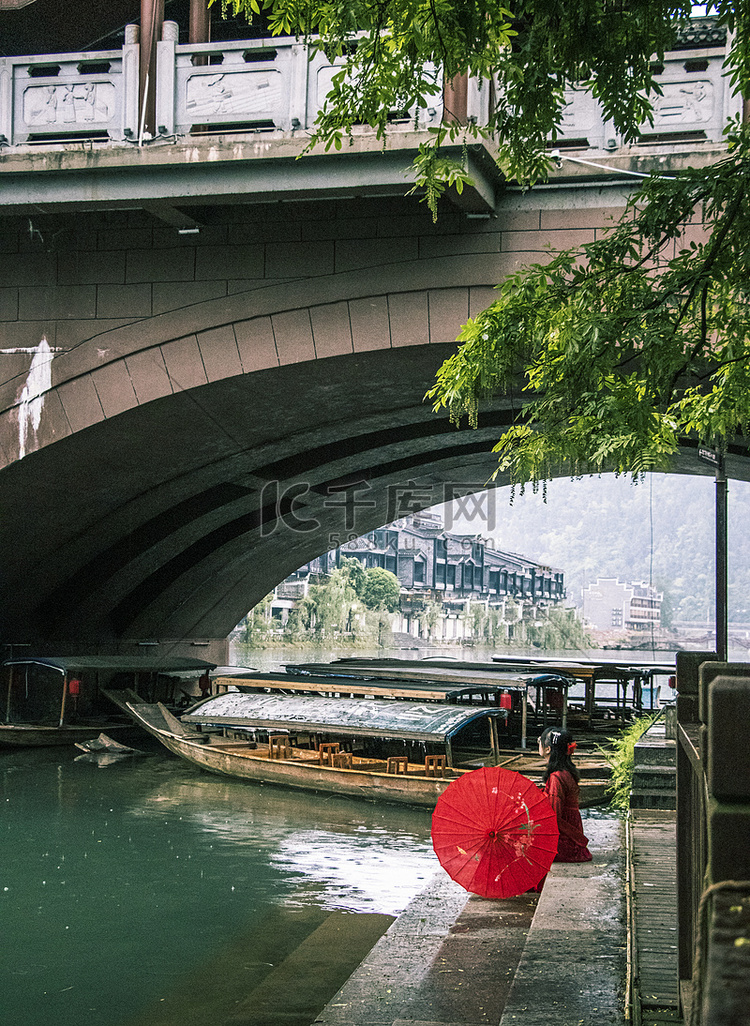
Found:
[602,713,660,809]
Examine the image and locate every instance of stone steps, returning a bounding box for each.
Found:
[630,721,677,811]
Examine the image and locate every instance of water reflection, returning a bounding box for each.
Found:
[131,769,436,913]
[1,745,436,1026]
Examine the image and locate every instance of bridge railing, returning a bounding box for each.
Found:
[675,653,750,1024]
[0,34,140,146]
[154,22,458,137]
[0,19,737,150]
[555,43,734,153]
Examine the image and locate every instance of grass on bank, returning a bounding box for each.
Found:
[601,712,661,809]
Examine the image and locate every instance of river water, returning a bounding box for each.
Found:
[233,642,687,674]
[1,742,436,1026]
[3,641,663,1026]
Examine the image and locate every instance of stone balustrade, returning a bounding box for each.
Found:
[0,30,140,145]
[557,41,738,152]
[0,18,739,153]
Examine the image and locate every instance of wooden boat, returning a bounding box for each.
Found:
[0,655,215,747]
[215,664,575,749]
[118,691,611,808]
[315,655,672,724]
[121,692,519,808]
[489,654,674,718]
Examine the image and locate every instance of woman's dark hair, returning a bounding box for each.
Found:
[540,727,580,783]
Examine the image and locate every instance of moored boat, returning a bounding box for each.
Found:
[214,665,576,749]
[0,655,215,747]
[124,693,516,807]
[120,692,611,807]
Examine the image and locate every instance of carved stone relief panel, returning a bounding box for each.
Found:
[23,81,115,127]
[559,87,603,135]
[651,79,714,126]
[185,70,282,121]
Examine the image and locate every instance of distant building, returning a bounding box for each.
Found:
[276,512,566,640]
[582,578,663,632]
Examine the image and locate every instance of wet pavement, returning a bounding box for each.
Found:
[314,816,626,1026]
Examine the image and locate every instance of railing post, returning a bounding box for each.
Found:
[676,651,714,1011]
[287,42,308,132]
[466,76,490,127]
[155,20,177,136]
[700,673,750,1024]
[0,57,11,145]
[122,24,141,141]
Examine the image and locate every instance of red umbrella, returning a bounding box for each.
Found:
[431,765,559,899]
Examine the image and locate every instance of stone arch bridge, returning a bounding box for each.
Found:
[0,18,745,660]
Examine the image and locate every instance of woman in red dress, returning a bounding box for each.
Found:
[538,727,592,863]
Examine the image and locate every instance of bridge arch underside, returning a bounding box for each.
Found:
[3,339,748,660]
[2,336,525,653]
[1,233,749,659]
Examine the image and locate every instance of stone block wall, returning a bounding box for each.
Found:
[0,192,624,468]
[676,656,750,1025]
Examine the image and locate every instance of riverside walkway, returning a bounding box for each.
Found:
[315,815,630,1026]
[628,810,681,1026]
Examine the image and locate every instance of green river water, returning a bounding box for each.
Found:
[1,742,436,1026]
[2,642,657,1026]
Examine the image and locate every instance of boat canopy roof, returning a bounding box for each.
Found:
[2,656,216,674]
[215,670,533,700]
[284,662,572,692]
[182,693,503,743]
[285,661,537,689]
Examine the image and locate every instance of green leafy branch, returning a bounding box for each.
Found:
[427,122,750,485]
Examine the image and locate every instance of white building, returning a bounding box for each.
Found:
[582,578,663,632]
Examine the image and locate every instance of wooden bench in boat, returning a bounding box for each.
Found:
[200,738,460,780]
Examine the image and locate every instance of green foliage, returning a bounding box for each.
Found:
[235,563,402,645]
[527,605,592,651]
[308,571,358,633]
[214,1,750,477]
[361,567,401,612]
[338,556,366,598]
[419,599,442,639]
[429,122,750,484]
[212,0,714,211]
[237,593,275,643]
[469,601,488,640]
[602,712,660,809]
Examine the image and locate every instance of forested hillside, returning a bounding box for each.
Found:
[442,473,750,624]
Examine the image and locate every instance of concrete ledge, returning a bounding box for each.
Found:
[313,868,539,1026]
[313,872,471,1026]
[314,816,624,1026]
[498,817,626,1026]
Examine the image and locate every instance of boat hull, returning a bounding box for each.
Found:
[125,701,611,809]
[153,732,610,807]
[157,732,450,808]
[0,722,135,747]
[126,702,451,808]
